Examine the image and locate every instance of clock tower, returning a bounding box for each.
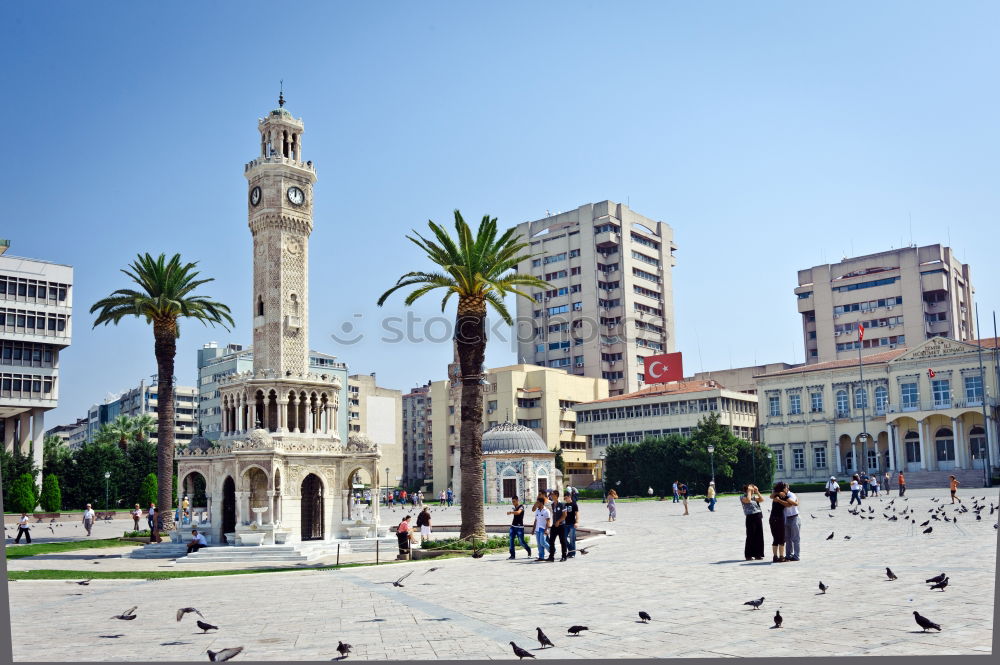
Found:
[245,92,317,376]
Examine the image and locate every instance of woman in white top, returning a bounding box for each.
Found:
[849,475,862,506]
[14,512,31,544]
[825,476,840,510]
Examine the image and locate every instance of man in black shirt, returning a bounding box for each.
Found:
[547,496,569,562]
[506,496,531,559]
[562,490,580,558]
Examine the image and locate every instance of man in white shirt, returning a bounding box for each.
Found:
[186,529,208,553]
[782,488,801,561]
[14,512,31,544]
[533,502,551,562]
[82,504,96,537]
[825,476,840,510]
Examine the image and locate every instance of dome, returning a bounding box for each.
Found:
[482,422,549,455]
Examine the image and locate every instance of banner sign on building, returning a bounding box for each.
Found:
[644,352,683,384]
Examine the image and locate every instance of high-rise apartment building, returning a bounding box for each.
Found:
[1,240,73,484]
[514,201,676,396]
[347,373,403,488]
[401,382,432,488]
[81,377,199,446]
[797,244,974,364]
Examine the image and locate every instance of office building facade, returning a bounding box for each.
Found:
[401,382,432,488]
[347,373,403,489]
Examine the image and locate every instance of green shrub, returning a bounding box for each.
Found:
[8,473,38,513]
[123,529,152,538]
[138,473,157,507]
[421,535,510,550]
[39,474,62,512]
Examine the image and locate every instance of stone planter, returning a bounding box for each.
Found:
[273,530,291,544]
[346,526,370,539]
[237,532,265,546]
[224,532,238,546]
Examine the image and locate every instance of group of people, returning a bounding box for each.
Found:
[740,482,801,562]
[519,489,580,562]
[395,506,434,555]
[820,471,910,510]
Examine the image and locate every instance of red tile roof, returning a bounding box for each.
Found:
[577,380,727,405]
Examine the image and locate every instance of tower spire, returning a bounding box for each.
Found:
[278,79,285,108]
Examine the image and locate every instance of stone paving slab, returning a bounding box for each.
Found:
[5,488,997,660]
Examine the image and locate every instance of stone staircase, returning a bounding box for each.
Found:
[898,469,990,490]
[129,543,189,559]
[173,544,313,565]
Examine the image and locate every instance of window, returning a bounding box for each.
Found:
[569,249,581,258]
[935,428,955,461]
[901,382,918,410]
[547,305,569,316]
[904,431,921,463]
[874,386,888,414]
[768,395,780,417]
[543,252,567,265]
[832,276,899,292]
[572,302,583,311]
[810,392,823,413]
[836,390,849,417]
[793,448,805,470]
[518,419,541,429]
[487,400,497,411]
[534,344,544,353]
[965,375,984,403]
[931,379,950,407]
[773,449,784,471]
[631,250,660,267]
[814,447,827,469]
[632,267,660,283]
[854,387,868,410]
[788,393,802,415]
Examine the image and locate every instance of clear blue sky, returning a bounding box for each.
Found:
[4,1,997,428]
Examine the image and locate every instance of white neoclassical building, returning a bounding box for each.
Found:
[175,96,381,546]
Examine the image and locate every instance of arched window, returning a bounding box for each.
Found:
[867,448,879,470]
[969,426,987,467]
[934,427,955,464]
[874,386,888,414]
[257,296,264,317]
[836,390,849,417]
[904,430,921,464]
[854,387,868,410]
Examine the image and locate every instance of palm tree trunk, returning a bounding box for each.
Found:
[456,311,487,540]
[153,321,177,533]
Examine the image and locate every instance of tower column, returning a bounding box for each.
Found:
[287,393,297,433]
[277,398,288,433]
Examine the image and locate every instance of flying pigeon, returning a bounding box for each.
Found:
[111,606,137,620]
[773,610,783,628]
[913,611,941,632]
[567,625,589,635]
[510,642,535,659]
[423,567,440,575]
[536,627,554,648]
[639,611,652,623]
[920,520,930,527]
[75,579,92,586]
[826,532,834,540]
[744,597,765,610]
[929,577,949,592]
[392,571,413,587]
[923,526,933,534]
[177,607,205,622]
[886,567,897,581]
[818,581,828,594]
[336,641,352,658]
[207,647,243,661]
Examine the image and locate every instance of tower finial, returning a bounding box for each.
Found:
[278,79,285,108]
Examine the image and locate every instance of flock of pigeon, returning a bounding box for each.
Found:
[105,603,240,661]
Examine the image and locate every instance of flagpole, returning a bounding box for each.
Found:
[857,324,868,477]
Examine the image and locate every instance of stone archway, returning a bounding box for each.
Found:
[179,470,208,524]
[344,466,373,521]
[221,476,236,543]
[301,474,324,541]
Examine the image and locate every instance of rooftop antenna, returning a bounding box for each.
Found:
[278,80,285,107]
[908,212,913,246]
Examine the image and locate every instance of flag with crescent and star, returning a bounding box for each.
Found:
[858,323,865,343]
[644,352,684,385]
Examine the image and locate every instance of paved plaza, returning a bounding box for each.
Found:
[5,488,997,660]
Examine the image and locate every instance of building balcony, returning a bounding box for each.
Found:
[594,231,620,249]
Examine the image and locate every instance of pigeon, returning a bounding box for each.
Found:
[913,611,941,632]
[177,607,205,622]
[111,606,137,620]
[207,647,243,661]
[536,627,554,648]
[810,514,816,519]
[818,581,828,594]
[336,641,352,658]
[75,579,92,586]
[744,597,765,610]
[886,567,897,581]
[639,611,652,623]
[923,526,933,534]
[829,514,835,518]
[929,577,949,592]
[423,567,440,575]
[920,520,930,527]
[578,545,597,555]
[773,610,783,628]
[196,620,218,633]
[392,571,413,587]
[568,625,589,635]
[844,535,851,540]
[826,532,834,540]
[510,642,535,659]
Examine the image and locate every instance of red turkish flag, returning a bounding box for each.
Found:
[644,352,683,384]
[928,368,936,378]
[858,323,865,342]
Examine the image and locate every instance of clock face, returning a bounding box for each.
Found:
[287,186,305,206]
[249,186,262,206]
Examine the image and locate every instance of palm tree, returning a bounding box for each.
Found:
[131,414,156,444]
[91,253,233,531]
[105,415,135,450]
[378,211,547,538]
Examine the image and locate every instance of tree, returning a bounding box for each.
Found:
[2,447,37,509]
[39,474,62,512]
[105,415,136,449]
[138,473,158,508]
[90,253,233,531]
[8,473,38,513]
[553,447,565,474]
[131,414,156,443]
[124,439,157,505]
[378,212,546,538]
[68,442,125,510]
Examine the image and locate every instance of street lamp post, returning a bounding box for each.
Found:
[708,444,716,484]
[384,467,390,503]
[104,472,110,510]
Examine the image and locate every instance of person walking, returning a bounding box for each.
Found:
[416,506,432,544]
[446,487,454,507]
[897,471,906,497]
[396,515,413,557]
[82,503,96,537]
[870,474,880,497]
[181,495,190,524]
[679,482,689,515]
[439,490,445,506]
[506,496,531,559]
[672,481,680,503]
[706,481,717,512]
[562,490,580,557]
[741,484,765,561]
[131,503,142,531]
[546,494,569,562]
[949,475,961,504]
[782,485,802,562]
[859,471,869,498]
[825,476,840,510]
[147,503,156,531]
[768,483,787,563]
[849,475,862,506]
[150,508,163,543]
[533,499,551,561]
[883,470,891,494]
[606,488,618,522]
[13,512,31,544]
